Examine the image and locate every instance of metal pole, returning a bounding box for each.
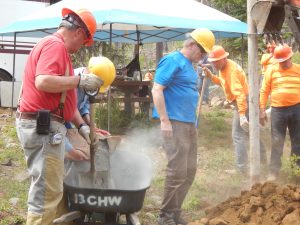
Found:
[241,34,244,69]
[11,32,17,115]
[107,24,113,132]
[247,0,261,184]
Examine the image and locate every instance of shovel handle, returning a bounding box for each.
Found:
[89,96,96,173]
[196,76,207,128]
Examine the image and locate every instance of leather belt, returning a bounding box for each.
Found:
[16,111,65,124]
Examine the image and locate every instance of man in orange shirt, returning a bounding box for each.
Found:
[261,42,276,77]
[203,45,266,175]
[260,44,300,181]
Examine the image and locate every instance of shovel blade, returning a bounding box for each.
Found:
[107,136,122,152]
[78,171,109,189]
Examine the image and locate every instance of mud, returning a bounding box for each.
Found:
[188,182,300,225]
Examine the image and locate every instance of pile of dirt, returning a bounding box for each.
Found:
[188,182,300,225]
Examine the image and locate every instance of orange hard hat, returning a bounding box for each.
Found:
[62,8,97,46]
[273,44,293,62]
[207,45,229,62]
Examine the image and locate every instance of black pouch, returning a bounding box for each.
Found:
[36,109,50,135]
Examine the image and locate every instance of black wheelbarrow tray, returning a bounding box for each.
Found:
[63,150,153,220]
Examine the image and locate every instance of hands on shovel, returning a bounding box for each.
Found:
[202,66,213,79]
[78,124,91,144]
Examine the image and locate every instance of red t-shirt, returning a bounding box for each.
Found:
[20,33,77,121]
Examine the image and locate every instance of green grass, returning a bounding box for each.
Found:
[2,105,299,225]
[0,124,28,225]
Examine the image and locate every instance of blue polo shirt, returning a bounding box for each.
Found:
[152,51,199,124]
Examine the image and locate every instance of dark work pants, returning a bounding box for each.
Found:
[161,120,197,216]
[270,103,300,175]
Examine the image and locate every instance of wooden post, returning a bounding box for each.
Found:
[247,0,261,184]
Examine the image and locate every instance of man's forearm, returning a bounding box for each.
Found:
[35,74,79,93]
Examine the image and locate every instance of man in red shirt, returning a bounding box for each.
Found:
[16,7,102,225]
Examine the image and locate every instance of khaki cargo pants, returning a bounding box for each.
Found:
[16,118,73,225]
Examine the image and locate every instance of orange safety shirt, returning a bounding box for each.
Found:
[261,53,275,75]
[260,63,300,109]
[210,59,248,115]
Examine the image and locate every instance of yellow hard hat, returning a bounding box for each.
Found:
[190,28,215,53]
[88,56,116,93]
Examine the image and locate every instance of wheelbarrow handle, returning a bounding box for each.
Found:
[53,210,82,224]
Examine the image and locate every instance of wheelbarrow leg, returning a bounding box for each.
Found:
[53,210,82,224]
[127,212,141,225]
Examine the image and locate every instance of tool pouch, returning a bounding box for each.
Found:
[36,109,50,135]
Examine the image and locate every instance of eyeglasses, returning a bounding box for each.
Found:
[194,42,207,55]
[63,14,91,39]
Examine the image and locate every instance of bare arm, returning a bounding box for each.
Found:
[35,75,80,93]
[151,82,172,137]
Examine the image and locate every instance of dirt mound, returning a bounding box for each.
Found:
[188,182,300,225]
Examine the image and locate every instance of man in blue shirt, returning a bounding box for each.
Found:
[152,28,215,225]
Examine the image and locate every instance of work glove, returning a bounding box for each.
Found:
[78,124,91,144]
[78,73,104,91]
[239,115,249,132]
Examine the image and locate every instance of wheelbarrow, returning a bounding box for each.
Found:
[54,136,153,225]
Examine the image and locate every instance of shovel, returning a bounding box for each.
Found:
[78,95,105,189]
[196,76,207,128]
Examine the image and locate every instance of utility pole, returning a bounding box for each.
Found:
[247,0,261,184]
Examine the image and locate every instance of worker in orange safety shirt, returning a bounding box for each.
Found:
[202,45,267,175]
[260,44,300,181]
[260,41,276,85]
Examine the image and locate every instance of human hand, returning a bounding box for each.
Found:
[161,119,173,138]
[239,115,249,132]
[66,149,88,161]
[202,67,213,79]
[78,73,104,91]
[78,124,91,144]
[259,108,268,126]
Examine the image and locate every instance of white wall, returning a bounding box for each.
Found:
[0,0,49,82]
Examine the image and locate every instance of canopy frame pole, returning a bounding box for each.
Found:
[10,32,17,115]
[107,23,113,132]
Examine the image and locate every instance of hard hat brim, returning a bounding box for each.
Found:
[274,52,293,62]
[62,8,75,17]
[62,8,94,46]
[208,52,229,62]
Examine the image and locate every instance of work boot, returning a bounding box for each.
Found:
[157,213,176,225]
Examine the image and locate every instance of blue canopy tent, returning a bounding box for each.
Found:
[0,0,247,118]
[0,0,247,43]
